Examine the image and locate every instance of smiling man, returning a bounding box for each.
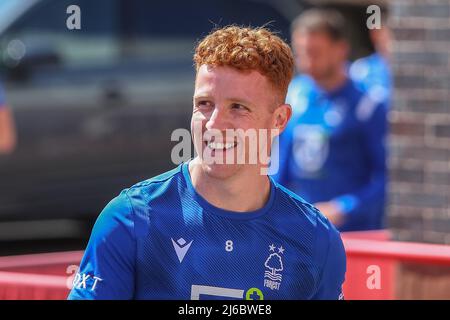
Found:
[68,26,346,300]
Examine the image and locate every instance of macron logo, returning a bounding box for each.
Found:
[171,237,193,263]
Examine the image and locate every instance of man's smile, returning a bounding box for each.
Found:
[205,141,237,151]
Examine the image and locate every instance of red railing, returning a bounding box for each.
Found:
[342,231,450,299]
[0,231,449,300]
[0,251,83,300]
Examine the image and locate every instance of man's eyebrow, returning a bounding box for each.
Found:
[193,96,255,108]
[193,95,211,100]
[226,97,255,108]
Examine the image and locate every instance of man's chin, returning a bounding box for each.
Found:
[200,162,242,180]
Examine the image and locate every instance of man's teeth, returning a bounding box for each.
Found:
[207,142,235,150]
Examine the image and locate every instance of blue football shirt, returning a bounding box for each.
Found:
[349,53,392,107]
[68,162,346,300]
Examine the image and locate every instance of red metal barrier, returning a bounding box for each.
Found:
[0,251,82,300]
[0,231,449,300]
[341,231,450,300]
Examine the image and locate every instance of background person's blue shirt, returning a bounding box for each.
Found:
[68,162,346,300]
[272,75,387,232]
[349,53,392,107]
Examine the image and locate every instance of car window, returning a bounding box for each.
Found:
[1,0,121,71]
[1,0,294,74]
[120,0,292,65]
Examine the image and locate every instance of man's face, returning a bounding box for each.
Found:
[192,65,288,179]
[292,30,347,81]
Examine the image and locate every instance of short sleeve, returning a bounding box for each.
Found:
[312,219,347,300]
[68,189,136,300]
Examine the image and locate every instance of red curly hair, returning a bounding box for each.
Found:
[194,26,294,103]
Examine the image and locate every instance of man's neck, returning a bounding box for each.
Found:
[315,67,347,93]
[188,159,271,212]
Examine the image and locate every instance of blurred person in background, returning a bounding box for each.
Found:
[0,82,16,154]
[349,11,392,107]
[272,8,388,231]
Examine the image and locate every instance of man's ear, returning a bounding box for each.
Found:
[273,103,292,134]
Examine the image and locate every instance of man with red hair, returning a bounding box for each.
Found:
[69,26,346,300]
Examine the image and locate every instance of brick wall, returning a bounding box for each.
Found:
[388,0,450,244]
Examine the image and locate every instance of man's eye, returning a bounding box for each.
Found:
[231,103,248,111]
[197,101,212,108]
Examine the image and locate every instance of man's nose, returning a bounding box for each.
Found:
[205,107,230,131]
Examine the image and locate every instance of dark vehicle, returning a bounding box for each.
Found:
[0,0,300,244]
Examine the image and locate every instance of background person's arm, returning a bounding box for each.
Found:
[323,98,388,227]
[0,106,17,154]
